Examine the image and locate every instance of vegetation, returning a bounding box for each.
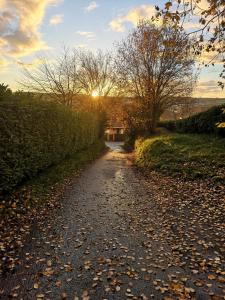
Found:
[0,99,104,194]
[159,104,225,136]
[76,50,118,97]
[157,0,225,88]
[135,133,225,182]
[116,20,196,134]
[0,84,13,101]
[21,49,118,107]
[0,140,105,219]
[20,21,197,137]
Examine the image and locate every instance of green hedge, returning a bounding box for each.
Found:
[135,134,225,182]
[159,105,225,136]
[0,100,103,193]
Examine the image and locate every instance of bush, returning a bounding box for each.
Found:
[135,134,225,182]
[159,105,225,136]
[0,83,13,101]
[0,99,103,193]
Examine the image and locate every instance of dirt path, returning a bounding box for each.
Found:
[1,144,225,300]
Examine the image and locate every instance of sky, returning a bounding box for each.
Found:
[0,0,224,98]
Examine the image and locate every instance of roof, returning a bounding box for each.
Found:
[107,121,125,128]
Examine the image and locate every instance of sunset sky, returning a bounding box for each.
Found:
[0,0,224,98]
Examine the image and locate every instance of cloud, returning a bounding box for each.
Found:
[75,44,87,49]
[110,5,155,32]
[16,58,43,69]
[0,57,9,68]
[194,80,225,97]
[0,0,61,59]
[84,1,99,12]
[198,80,219,88]
[76,31,96,39]
[49,14,63,25]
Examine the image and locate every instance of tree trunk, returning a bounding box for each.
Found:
[146,105,160,133]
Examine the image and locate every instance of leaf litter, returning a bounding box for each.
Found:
[0,150,224,299]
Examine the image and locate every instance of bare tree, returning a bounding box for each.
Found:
[116,20,196,132]
[77,50,118,97]
[21,48,81,107]
[20,48,119,108]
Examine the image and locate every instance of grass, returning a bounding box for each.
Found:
[0,140,106,218]
[135,133,225,182]
[28,140,105,200]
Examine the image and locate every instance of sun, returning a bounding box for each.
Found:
[92,90,98,98]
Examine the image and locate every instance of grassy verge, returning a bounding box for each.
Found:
[135,134,225,182]
[27,139,106,201]
[0,140,106,218]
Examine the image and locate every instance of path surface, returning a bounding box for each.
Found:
[1,143,225,300]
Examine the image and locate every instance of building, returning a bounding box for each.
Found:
[105,122,125,141]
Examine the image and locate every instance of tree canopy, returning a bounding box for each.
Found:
[116,21,196,132]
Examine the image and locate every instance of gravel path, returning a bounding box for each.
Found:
[1,143,225,300]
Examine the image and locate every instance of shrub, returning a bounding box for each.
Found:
[159,105,225,136]
[0,99,103,193]
[0,83,13,101]
[135,134,225,182]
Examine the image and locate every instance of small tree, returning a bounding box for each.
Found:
[0,83,13,101]
[116,20,196,133]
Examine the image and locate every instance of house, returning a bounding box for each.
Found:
[105,122,125,141]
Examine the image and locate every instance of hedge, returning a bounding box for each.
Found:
[0,99,103,193]
[159,105,225,136]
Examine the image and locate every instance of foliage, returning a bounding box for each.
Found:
[0,99,104,194]
[156,0,225,88]
[159,104,225,136]
[13,90,36,102]
[135,133,225,182]
[217,108,225,128]
[0,84,13,101]
[0,83,39,102]
[115,20,196,133]
[0,140,105,219]
[28,140,105,199]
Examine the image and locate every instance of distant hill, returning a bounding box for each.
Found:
[193,98,225,107]
[161,98,225,121]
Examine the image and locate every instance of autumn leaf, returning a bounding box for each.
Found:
[165,2,172,10]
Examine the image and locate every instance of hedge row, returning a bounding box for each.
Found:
[0,100,103,193]
[159,105,225,136]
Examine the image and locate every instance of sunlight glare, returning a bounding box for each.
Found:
[92,90,98,98]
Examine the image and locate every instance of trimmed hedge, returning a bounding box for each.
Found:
[159,105,225,136]
[0,99,103,193]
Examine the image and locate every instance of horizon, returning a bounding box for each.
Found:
[0,0,224,98]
